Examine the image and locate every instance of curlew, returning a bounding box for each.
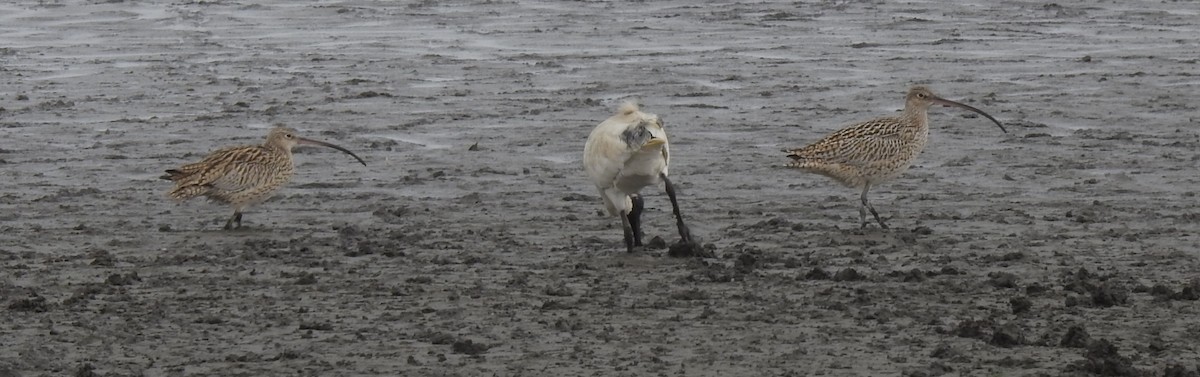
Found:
[583,102,695,253]
[784,85,1006,229]
[161,126,366,230]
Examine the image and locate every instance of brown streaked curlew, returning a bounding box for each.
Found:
[161,126,367,230]
[583,101,696,253]
[784,85,1006,229]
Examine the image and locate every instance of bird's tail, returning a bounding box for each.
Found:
[160,169,185,181]
[618,100,639,112]
[161,168,208,201]
[783,148,807,167]
[165,184,208,201]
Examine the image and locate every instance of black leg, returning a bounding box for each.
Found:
[858,185,869,228]
[619,209,636,253]
[860,185,887,229]
[224,211,243,230]
[661,175,693,244]
[628,194,645,246]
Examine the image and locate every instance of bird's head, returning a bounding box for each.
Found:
[616,101,668,149]
[905,86,1007,133]
[266,127,303,150]
[265,127,367,166]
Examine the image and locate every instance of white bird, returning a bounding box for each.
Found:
[583,101,694,253]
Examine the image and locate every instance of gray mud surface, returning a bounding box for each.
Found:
[2,1,1200,376]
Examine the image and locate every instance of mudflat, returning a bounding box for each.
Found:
[2,1,1198,376]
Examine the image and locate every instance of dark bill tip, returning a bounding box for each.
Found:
[932,97,1007,133]
[298,138,368,166]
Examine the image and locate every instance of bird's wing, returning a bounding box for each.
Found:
[206,158,278,194]
[786,118,907,167]
[166,146,278,200]
[583,126,632,187]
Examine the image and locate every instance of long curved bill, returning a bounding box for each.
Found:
[931,97,1007,133]
[298,138,368,166]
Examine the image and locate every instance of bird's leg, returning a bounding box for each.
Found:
[619,209,637,253]
[858,184,869,228]
[224,211,243,230]
[628,194,645,246]
[860,185,888,229]
[858,205,869,228]
[661,175,694,244]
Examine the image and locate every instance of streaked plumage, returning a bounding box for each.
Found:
[583,102,694,253]
[162,126,366,230]
[785,86,1006,228]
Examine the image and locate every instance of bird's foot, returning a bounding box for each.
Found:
[859,221,889,229]
[224,212,244,230]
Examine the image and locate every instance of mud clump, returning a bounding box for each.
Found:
[804,267,831,280]
[62,284,108,307]
[75,363,100,377]
[451,339,491,355]
[1068,339,1143,376]
[1163,364,1200,377]
[88,249,116,266]
[370,207,409,224]
[543,283,574,297]
[105,272,141,286]
[734,253,757,273]
[7,291,49,312]
[1090,282,1129,307]
[832,268,865,282]
[668,240,712,258]
[645,235,668,250]
[900,269,927,282]
[417,330,456,345]
[1150,279,1200,301]
[990,323,1026,348]
[950,318,1025,348]
[1059,325,1091,348]
[952,318,994,340]
[1060,267,1128,307]
[901,362,953,377]
[1009,296,1032,314]
[988,272,1020,289]
[1025,283,1049,296]
[1176,278,1200,300]
[885,268,929,282]
[292,272,318,285]
[929,343,966,362]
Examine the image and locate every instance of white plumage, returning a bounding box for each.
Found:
[583,101,694,253]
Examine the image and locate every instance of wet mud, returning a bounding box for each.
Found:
[2,1,1199,376]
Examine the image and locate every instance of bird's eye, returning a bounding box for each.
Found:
[285,134,295,139]
[917,93,927,98]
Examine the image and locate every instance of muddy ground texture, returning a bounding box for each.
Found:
[2,1,1200,376]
